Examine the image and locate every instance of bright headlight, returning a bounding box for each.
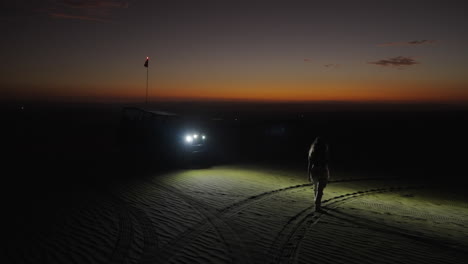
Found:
[193,134,198,139]
[185,135,193,143]
[202,135,206,140]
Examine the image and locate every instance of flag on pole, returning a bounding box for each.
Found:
[144,57,149,67]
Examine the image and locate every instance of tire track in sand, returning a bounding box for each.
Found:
[268,184,468,264]
[108,177,394,263]
[107,197,134,264]
[142,177,398,263]
[143,183,253,264]
[107,194,159,264]
[355,201,467,224]
[268,186,423,264]
[133,204,159,264]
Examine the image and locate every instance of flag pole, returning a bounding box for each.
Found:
[144,56,149,107]
[145,64,148,106]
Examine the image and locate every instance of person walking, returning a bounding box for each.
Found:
[308,137,330,212]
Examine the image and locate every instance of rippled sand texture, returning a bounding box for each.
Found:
[6,165,468,264]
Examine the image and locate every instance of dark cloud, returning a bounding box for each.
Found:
[49,12,109,22]
[408,40,436,45]
[377,40,436,47]
[60,0,129,9]
[0,0,129,22]
[48,0,129,21]
[368,56,419,67]
[0,1,44,20]
[324,64,340,68]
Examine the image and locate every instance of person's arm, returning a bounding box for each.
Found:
[307,145,314,182]
[307,158,313,181]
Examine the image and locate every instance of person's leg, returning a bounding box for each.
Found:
[313,182,318,201]
[315,180,328,210]
[311,175,319,201]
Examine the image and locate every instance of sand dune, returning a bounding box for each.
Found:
[5,165,468,264]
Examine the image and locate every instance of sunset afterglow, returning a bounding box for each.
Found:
[1,1,467,103]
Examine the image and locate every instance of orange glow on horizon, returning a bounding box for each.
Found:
[4,80,468,103]
[144,80,468,103]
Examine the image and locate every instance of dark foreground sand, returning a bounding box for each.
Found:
[3,104,468,263]
[4,164,468,264]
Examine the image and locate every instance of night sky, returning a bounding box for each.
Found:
[2,0,468,103]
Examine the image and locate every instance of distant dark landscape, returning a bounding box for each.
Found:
[4,101,468,183]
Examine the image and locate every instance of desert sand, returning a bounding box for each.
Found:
[4,163,468,264]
